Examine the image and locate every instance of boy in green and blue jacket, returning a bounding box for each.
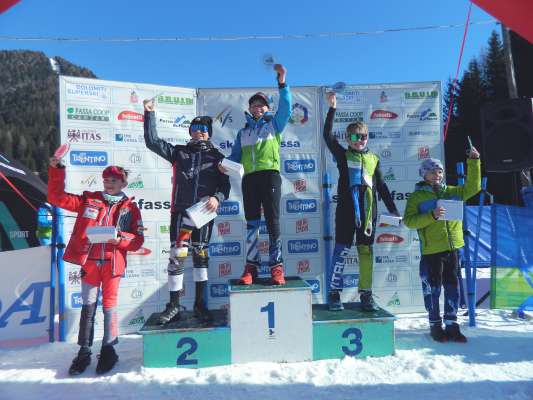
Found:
[403,148,481,342]
[222,64,292,285]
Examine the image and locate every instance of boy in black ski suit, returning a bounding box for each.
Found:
[144,99,230,324]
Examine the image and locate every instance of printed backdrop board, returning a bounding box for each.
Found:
[59,77,442,341]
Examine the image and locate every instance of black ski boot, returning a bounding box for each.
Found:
[96,345,119,374]
[68,346,91,376]
[430,323,448,343]
[327,290,344,311]
[445,323,467,343]
[360,290,379,312]
[158,302,181,325]
[193,302,214,324]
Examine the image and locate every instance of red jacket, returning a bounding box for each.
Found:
[48,166,144,276]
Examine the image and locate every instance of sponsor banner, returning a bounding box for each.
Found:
[126,171,158,190]
[286,238,320,254]
[118,304,160,333]
[209,241,243,257]
[372,289,415,310]
[132,192,172,220]
[113,129,145,145]
[284,198,319,215]
[373,268,412,289]
[214,258,242,279]
[65,82,111,103]
[155,111,191,132]
[66,265,83,288]
[281,216,321,235]
[112,88,156,106]
[404,105,440,125]
[66,105,111,123]
[367,144,406,163]
[366,89,404,105]
[66,170,103,190]
[211,219,245,240]
[373,251,411,268]
[283,256,322,275]
[122,263,158,283]
[403,127,441,142]
[217,200,241,217]
[379,164,407,183]
[281,175,320,196]
[64,126,112,145]
[402,88,439,103]
[282,156,319,176]
[374,229,411,248]
[368,106,403,127]
[117,282,161,305]
[209,282,230,298]
[113,150,157,169]
[334,88,368,106]
[127,240,157,265]
[155,94,194,107]
[68,150,109,167]
[368,127,402,142]
[333,109,367,125]
[404,143,441,162]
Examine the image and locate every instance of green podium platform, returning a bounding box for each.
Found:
[139,277,395,368]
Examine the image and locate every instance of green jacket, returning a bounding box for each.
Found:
[403,158,481,255]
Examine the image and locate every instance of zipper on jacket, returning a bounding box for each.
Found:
[192,151,202,203]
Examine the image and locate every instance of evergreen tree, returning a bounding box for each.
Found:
[484,30,509,101]
[0,50,96,181]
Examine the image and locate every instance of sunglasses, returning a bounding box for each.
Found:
[190,124,209,133]
[349,133,368,141]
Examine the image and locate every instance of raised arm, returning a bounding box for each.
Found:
[462,149,481,200]
[143,99,174,163]
[323,92,345,161]
[47,158,83,213]
[272,64,292,134]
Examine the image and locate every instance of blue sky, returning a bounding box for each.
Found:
[0,1,497,89]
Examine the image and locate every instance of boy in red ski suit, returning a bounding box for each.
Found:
[48,157,144,375]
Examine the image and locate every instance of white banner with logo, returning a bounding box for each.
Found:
[0,246,51,348]
[59,78,442,341]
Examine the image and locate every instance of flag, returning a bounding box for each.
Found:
[472,0,533,44]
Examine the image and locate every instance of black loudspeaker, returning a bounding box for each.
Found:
[480,98,533,172]
[510,30,533,99]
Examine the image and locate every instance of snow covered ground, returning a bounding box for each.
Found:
[1,309,532,400]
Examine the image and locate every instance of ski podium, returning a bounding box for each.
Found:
[139,276,395,368]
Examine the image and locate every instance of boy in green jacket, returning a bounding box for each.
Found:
[403,148,480,342]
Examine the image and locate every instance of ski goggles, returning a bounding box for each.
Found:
[349,133,368,142]
[190,124,209,133]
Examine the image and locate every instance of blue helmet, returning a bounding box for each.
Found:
[419,158,444,178]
